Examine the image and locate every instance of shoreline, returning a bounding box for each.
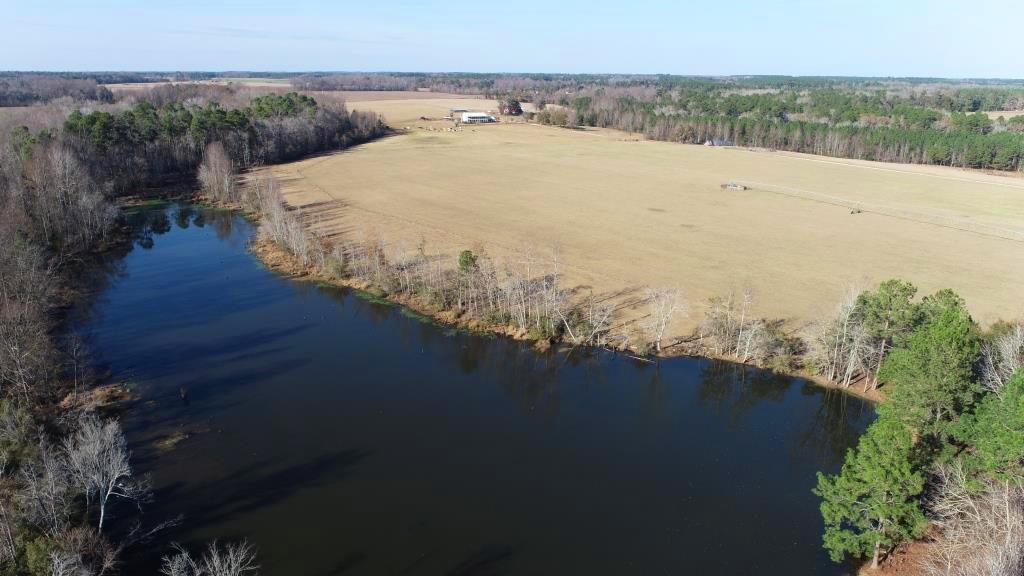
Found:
[248,233,884,404]
[112,177,891,407]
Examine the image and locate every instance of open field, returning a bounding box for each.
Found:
[327,90,479,102]
[266,102,1024,338]
[985,110,1024,120]
[331,92,542,125]
[103,77,291,93]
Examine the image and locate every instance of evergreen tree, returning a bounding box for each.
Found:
[458,249,478,274]
[955,370,1024,480]
[857,279,921,387]
[815,417,927,568]
[499,97,523,116]
[878,292,979,438]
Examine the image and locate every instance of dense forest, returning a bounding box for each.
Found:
[0,81,387,573]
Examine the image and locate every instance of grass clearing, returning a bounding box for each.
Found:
[985,110,1024,120]
[264,95,1024,339]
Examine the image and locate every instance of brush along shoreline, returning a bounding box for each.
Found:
[248,226,883,404]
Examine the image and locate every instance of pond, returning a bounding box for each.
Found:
[74,204,872,575]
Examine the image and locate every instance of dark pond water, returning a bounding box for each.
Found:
[74,204,873,575]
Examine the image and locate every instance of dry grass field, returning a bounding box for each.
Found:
[103,77,291,92]
[266,93,1024,338]
[985,110,1024,120]
[334,92,540,126]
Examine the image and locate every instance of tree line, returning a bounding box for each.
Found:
[284,73,1024,112]
[0,85,391,574]
[1,119,156,573]
[536,92,1024,171]
[0,75,114,106]
[49,92,387,193]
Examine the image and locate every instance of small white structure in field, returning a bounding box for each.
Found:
[461,112,496,124]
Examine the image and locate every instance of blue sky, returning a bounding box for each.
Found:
[2,0,1021,77]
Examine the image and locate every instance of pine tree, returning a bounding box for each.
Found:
[857,279,921,388]
[815,417,927,568]
[878,292,980,438]
[955,370,1024,480]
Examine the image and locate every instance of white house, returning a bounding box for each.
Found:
[461,112,496,124]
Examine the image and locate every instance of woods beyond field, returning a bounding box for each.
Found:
[271,94,1024,336]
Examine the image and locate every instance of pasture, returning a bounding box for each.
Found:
[267,94,1024,337]
[985,110,1024,120]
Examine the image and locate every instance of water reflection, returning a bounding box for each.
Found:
[697,360,790,422]
[76,205,871,576]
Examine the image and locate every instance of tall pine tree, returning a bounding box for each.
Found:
[815,417,927,568]
[878,292,979,439]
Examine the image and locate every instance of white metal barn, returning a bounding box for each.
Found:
[461,112,496,123]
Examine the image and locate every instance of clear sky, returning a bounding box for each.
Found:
[2,0,1021,78]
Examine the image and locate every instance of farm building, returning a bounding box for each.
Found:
[704,138,734,147]
[461,112,497,124]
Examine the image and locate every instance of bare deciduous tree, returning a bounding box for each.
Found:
[161,541,259,576]
[16,438,73,537]
[197,142,237,203]
[25,145,116,253]
[922,463,1024,576]
[64,332,93,401]
[48,549,92,576]
[981,322,1024,397]
[701,289,761,362]
[63,415,147,533]
[805,288,878,388]
[645,288,684,353]
[0,305,53,401]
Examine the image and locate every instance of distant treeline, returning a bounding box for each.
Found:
[0,74,114,106]
[5,71,1024,111]
[583,107,1024,170]
[289,72,641,96]
[528,85,1024,171]
[287,72,1024,111]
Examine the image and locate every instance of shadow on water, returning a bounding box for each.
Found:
[125,449,371,571]
[442,546,517,576]
[155,449,371,534]
[77,204,872,576]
